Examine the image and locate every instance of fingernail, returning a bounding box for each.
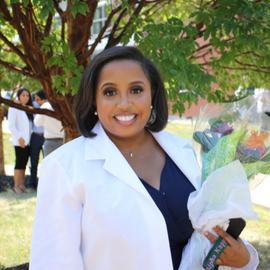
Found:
[203,231,209,236]
[213,225,218,229]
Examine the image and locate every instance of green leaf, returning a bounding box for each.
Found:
[22,0,29,7]
[40,5,49,19]
[121,0,132,15]
[70,5,78,18]
[121,35,130,45]
[41,45,51,53]
[69,2,89,18]
[0,13,5,25]
[257,56,265,67]
[76,2,90,15]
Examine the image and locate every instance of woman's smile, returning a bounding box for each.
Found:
[113,113,138,126]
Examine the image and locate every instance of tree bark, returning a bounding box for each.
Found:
[0,108,7,175]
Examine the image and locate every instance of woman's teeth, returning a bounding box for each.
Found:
[115,115,136,122]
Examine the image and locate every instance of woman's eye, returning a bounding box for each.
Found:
[103,89,116,96]
[131,87,143,94]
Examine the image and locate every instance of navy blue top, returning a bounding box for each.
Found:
[139,154,195,270]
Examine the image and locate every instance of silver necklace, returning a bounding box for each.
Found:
[121,133,149,157]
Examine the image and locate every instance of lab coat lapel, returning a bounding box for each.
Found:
[152,131,201,191]
[85,122,154,202]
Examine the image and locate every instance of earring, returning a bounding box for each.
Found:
[147,106,156,126]
[94,111,98,115]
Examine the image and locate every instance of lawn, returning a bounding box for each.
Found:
[3,133,15,165]
[0,191,36,268]
[0,123,269,269]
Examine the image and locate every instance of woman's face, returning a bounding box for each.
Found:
[19,90,30,105]
[95,60,152,140]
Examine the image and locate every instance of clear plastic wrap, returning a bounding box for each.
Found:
[179,95,270,270]
[192,95,270,189]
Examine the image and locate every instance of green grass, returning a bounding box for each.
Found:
[0,191,37,268]
[3,133,15,165]
[165,121,194,139]
[241,205,270,270]
[0,123,269,269]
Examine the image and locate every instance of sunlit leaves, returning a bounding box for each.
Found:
[40,5,49,19]
[128,16,217,117]
[121,0,132,15]
[42,38,83,96]
[70,2,90,18]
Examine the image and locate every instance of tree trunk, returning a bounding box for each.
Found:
[0,108,7,175]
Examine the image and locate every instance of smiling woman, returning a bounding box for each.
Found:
[30,47,259,270]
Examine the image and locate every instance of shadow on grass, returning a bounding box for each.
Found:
[1,262,29,270]
[0,175,31,194]
[0,190,37,202]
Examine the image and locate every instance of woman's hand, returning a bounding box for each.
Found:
[18,137,25,148]
[203,225,250,268]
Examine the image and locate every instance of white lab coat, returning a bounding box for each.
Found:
[30,122,258,270]
[8,107,32,146]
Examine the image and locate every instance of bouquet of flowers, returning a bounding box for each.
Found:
[179,95,270,270]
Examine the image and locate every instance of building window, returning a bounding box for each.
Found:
[92,3,109,36]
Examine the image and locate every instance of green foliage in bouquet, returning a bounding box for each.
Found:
[193,115,270,184]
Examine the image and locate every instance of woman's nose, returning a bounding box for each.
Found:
[117,95,131,109]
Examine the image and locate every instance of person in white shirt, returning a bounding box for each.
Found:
[34,101,64,157]
[8,88,33,195]
[255,88,270,133]
[29,90,46,193]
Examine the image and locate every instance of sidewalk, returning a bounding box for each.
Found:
[250,176,270,209]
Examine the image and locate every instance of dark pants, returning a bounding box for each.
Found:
[14,146,30,170]
[30,133,45,189]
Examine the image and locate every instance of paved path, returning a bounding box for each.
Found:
[2,118,270,209]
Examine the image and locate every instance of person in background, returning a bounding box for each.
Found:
[29,89,46,193]
[8,88,33,195]
[255,88,270,133]
[34,100,64,157]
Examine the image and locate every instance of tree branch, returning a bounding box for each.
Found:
[44,12,53,38]
[220,65,270,74]
[234,59,270,70]
[53,0,64,16]
[79,4,123,60]
[11,3,41,75]
[0,97,60,119]
[0,31,28,64]
[0,1,13,21]
[107,7,128,43]
[73,13,97,56]
[26,3,48,57]
[0,59,37,79]
[143,1,168,18]
[105,0,146,49]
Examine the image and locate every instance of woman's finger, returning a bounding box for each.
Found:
[212,226,239,246]
[203,230,218,244]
